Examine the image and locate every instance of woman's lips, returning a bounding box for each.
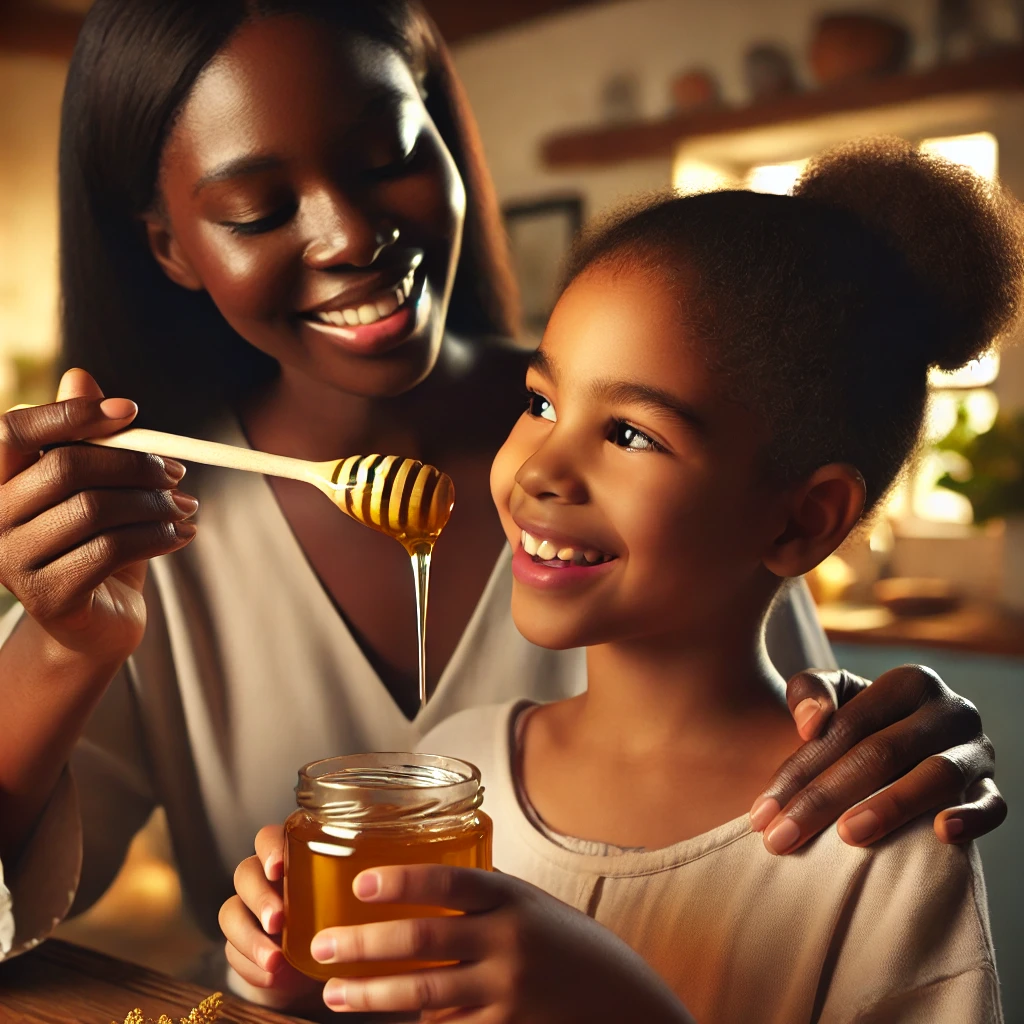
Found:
[298,267,428,356]
[511,544,618,590]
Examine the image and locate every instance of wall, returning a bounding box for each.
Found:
[0,53,66,389]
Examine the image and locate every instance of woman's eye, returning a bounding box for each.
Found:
[222,206,295,236]
[527,392,556,422]
[613,421,662,452]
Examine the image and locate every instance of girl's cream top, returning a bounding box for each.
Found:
[0,420,835,960]
[419,700,1001,1024]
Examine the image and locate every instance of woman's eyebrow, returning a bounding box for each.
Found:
[595,379,707,434]
[192,154,283,196]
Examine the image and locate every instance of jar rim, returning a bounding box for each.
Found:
[295,752,483,823]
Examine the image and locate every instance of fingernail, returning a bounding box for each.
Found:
[944,816,965,841]
[258,945,281,972]
[99,398,137,419]
[749,797,780,832]
[163,458,187,481]
[311,934,336,963]
[260,905,280,934]
[354,871,380,899]
[766,817,801,854]
[793,698,821,734]
[843,808,881,845]
[170,491,199,516]
[173,521,197,540]
[264,854,282,880]
[323,980,347,1008]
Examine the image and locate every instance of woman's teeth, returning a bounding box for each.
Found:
[520,529,611,566]
[310,269,416,327]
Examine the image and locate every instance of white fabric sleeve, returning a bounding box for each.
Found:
[820,818,1001,1023]
[763,577,838,679]
[0,602,155,961]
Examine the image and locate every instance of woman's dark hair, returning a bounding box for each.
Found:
[564,137,1024,511]
[60,0,519,430]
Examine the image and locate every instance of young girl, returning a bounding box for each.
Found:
[0,0,1005,987]
[229,138,1020,1020]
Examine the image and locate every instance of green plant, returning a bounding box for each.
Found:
[935,406,1024,523]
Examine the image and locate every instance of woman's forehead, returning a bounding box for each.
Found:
[168,16,419,166]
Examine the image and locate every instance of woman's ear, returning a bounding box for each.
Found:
[763,464,866,578]
[142,213,204,291]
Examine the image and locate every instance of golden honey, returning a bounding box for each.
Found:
[282,753,492,981]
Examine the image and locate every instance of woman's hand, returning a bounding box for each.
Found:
[308,864,694,1023]
[0,368,197,663]
[751,665,1006,854]
[219,825,320,1009]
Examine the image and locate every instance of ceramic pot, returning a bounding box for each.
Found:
[809,13,911,85]
[670,69,721,113]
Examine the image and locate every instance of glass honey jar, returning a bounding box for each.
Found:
[282,752,492,981]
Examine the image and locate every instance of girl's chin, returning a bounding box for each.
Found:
[509,594,600,652]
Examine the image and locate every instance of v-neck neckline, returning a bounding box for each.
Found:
[217,416,512,729]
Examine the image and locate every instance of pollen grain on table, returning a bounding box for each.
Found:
[113,991,223,1024]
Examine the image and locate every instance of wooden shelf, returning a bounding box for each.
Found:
[542,47,1024,169]
[820,600,1024,658]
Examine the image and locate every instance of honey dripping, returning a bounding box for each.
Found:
[327,454,455,709]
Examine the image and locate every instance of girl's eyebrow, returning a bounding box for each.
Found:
[596,380,708,434]
[527,349,556,380]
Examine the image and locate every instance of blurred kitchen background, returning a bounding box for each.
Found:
[2,0,1024,1017]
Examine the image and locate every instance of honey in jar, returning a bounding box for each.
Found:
[282,752,492,981]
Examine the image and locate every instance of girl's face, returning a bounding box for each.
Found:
[151,16,465,398]
[491,262,787,651]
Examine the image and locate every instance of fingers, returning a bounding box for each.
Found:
[232,853,284,936]
[751,666,969,846]
[322,963,491,1014]
[353,864,509,914]
[934,775,1007,845]
[219,892,285,977]
[784,669,868,741]
[835,741,994,847]
[255,824,286,883]
[56,367,104,403]
[223,932,315,1001]
[0,383,137,484]
[311,913,491,967]
[0,445,186,529]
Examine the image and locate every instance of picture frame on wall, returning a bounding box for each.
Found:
[503,195,584,337]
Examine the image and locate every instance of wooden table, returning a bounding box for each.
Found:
[0,940,307,1024]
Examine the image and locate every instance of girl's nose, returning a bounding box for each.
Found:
[302,191,399,270]
[515,436,588,506]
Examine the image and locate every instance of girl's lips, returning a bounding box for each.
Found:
[511,544,618,590]
[299,273,429,356]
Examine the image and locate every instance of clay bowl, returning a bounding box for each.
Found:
[809,13,910,86]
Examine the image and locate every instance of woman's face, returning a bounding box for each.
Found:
[490,262,787,652]
[151,16,465,398]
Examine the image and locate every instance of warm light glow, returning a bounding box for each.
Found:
[672,158,734,195]
[919,131,998,182]
[929,351,1000,388]
[744,159,808,196]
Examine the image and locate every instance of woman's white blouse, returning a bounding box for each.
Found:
[0,420,835,959]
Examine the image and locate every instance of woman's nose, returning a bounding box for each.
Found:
[515,435,588,506]
[302,191,399,270]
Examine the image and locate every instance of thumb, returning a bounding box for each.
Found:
[56,367,105,402]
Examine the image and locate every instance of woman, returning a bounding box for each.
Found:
[0,0,1003,1000]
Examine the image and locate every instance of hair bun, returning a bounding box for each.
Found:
[793,136,1024,370]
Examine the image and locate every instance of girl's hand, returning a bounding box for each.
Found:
[219,825,320,1008]
[751,665,1006,854]
[0,368,198,663]
[309,864,694,1023]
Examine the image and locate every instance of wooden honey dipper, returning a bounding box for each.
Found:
[9,410,455,707]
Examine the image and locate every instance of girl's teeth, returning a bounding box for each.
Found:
[375,293,399,318]
[342,308,360,326]
[522,530,539,556]
[584,550,603,564]
[357,303,380,325]
[536,539,558,560]
[557,546,575,561]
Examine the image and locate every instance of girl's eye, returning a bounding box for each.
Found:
[526,391,556,422]
[222,205,295,236]
[613,421,662,452]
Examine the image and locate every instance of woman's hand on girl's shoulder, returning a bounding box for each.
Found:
[307,864,695,1023]
[751,665,1005,854]
[219,824,321,1009]
[0,368,198,662]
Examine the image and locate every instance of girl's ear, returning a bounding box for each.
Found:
[142,213,204,291]
[763,464,866,578]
